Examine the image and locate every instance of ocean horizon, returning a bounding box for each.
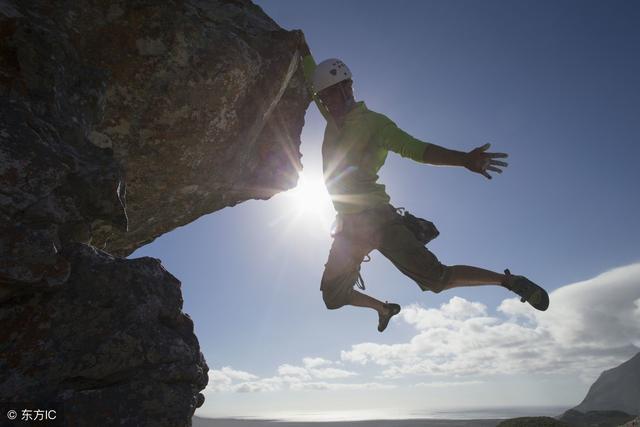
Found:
[194,405,571,423]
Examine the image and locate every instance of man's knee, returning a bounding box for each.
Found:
[320,277,353,310]
[421,264,452,294]
[322,290,344,309]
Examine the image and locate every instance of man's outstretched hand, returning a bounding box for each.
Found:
[464,143,508,179]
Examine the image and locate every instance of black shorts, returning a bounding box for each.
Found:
[320,204,451,309]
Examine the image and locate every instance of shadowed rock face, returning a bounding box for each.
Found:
[1,243,208,427]
[1,0,310,425]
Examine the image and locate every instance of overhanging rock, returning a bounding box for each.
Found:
[76,0,310,256]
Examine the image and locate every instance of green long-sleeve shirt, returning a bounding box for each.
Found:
[302,54,432,214]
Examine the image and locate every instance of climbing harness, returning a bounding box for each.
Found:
[355,254,371,290]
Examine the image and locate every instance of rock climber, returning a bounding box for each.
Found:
[297,35,549,332]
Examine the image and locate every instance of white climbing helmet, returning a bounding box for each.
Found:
[312,58,352,93]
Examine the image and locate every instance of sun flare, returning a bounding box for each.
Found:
[284,172,334,228]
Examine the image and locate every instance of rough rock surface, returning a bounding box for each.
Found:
[570,352,640,416]
[1,0,309,425]
[75,0,308,256]
[1,243,208,426]
[2,0,308,257]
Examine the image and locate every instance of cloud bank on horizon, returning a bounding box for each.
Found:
[205,262,640,394]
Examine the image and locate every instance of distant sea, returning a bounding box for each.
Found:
[411,406,570,420]
[194,405,570,425]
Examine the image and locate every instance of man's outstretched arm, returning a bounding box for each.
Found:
[422,142,509,179]
[376,117,509,179]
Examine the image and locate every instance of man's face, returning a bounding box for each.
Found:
[317,79,354,117]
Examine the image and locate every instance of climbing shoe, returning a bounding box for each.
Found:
[378,302,401,332]
[502,269,549,311]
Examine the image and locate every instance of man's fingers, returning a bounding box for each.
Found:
[481,170,492,179]
[490,160,508,167]
[488,152,508,159]
[476,143,491,152]
[487,165,502,173]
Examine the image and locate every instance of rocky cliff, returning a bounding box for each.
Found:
[1,0,309,425]
[573,352,640,415]
[557,352,640,427]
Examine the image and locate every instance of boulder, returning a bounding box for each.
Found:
[0,243,208,426]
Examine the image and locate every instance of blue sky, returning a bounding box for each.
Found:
[130,0,640,420]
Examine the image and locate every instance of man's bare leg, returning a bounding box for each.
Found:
[348,265,506,312]
[348,290,387,314]
[349,290,401,332]
[443,265,506,290]
[445,265,549,311]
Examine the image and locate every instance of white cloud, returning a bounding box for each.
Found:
[341,263,640,383]
[309,367,357,379]
[235,377,284,393]
[276,362,357,380]
[206,367,259,392]
[206,373,288,394]
[205,358,361,394]
[521,264,640,350]
[277,364,312,380]
[302,357,332,368]
[401,296,489,330]
[219,366,258,381]
[289,381,395,391]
